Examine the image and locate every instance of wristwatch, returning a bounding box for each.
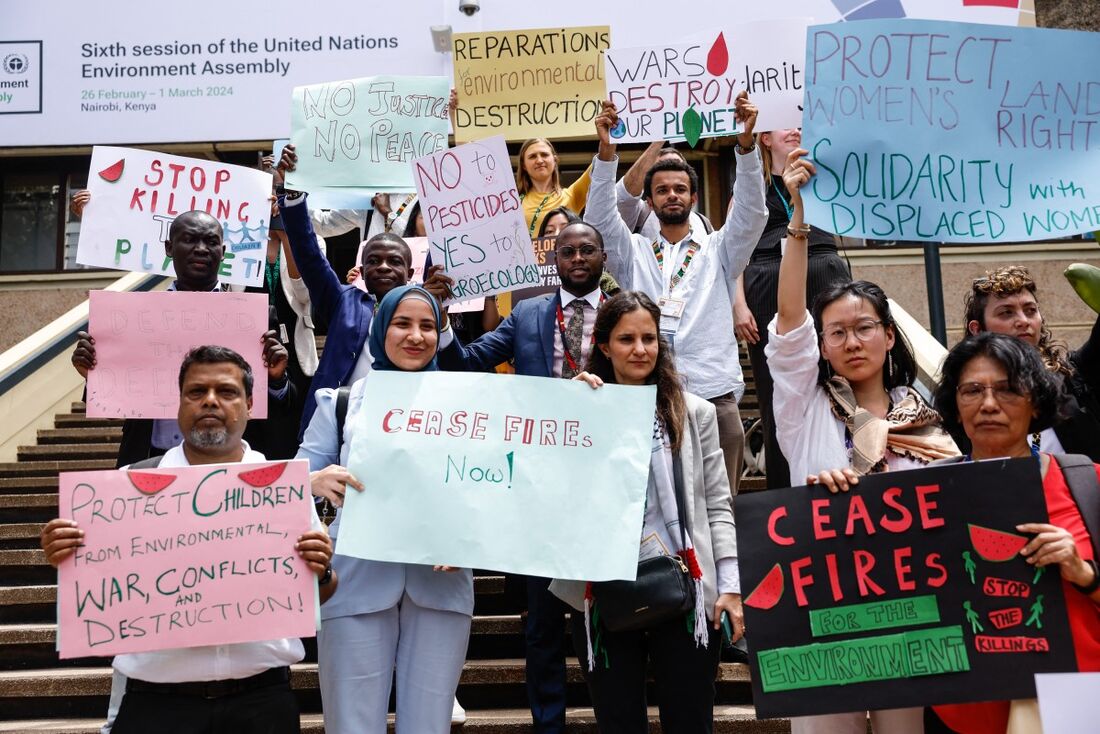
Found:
[318,564,334,586]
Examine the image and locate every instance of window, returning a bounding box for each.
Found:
[0,172,60,272]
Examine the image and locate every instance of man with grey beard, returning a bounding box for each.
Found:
[42,345,336,734]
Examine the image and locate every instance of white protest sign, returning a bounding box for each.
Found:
[77,146,272,286]
[1037,673,1100,732]
[412,135,541,304]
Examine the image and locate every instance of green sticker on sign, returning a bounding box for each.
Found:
[757,625,969,692]
[809,595,941,637]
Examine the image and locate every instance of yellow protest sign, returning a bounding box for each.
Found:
[452,26,610,143]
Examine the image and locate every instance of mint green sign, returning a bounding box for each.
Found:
[339,372,656,581]
[285,75,450,194]
[757,625,969,692]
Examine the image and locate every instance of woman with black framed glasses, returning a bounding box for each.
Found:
[927,332,1100,734]
[764,149,959,734]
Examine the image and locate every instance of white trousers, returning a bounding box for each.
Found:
[791,708,925,734]
[318,594,471,734]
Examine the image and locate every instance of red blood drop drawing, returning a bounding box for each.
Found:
[706,33,728,76]
[98,159,125,183]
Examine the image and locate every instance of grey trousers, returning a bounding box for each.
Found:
[318,594,471,734]
[708,392,745,495]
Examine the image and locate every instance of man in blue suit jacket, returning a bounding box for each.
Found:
[279,187,413,438]
[437,222,608,734]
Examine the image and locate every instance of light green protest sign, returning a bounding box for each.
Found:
[285,75,450,194]
[339,372,656,581]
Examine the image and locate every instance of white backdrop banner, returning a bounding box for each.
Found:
[0,0,1028,146]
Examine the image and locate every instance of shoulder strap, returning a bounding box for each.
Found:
[672,452,689,552]
[334,387,352,455]
[128,454,164,470]
[1054,453,1100,561]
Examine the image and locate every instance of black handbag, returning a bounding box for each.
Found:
[592,454,696,632]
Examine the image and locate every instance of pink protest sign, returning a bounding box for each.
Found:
[85,290,268,419]
[57,460,317,659]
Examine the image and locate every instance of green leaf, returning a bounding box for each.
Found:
[682,107,703,148]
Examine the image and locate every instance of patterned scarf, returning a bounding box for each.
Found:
[825,377,960,475]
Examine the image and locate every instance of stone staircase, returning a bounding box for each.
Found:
[0,354,783,732]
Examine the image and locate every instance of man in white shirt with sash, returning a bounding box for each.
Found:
[584,94,769,493]
[41,345,336,734]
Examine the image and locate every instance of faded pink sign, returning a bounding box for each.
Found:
[57,460,317,658]
[86,290,268,419]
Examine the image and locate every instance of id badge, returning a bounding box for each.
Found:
[278,323,290,344]
[658,297,685,335]
[639,532,670,561]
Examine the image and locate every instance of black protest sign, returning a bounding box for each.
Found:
[511,235,560,307]
[733,458,1076,719]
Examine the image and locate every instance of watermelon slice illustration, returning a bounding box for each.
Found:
[128,471,176,495]
[98,158,125,183]
[238,462,288,487]
[744,563,784,610]
[969,524,1028,562]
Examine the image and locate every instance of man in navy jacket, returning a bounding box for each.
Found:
[436,221,608,734]
[277,143,416,437]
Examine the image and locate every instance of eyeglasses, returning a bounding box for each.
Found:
[556,245,601,259]
[956,381,1025,405]
[820,319,884,347]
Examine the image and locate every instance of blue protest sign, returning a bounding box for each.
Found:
[801,20,1100,243]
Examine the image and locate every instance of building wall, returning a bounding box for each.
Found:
[0,273,122,352]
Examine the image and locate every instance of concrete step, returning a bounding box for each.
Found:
[53,416,123,430]
[0,461,115,479]
[0,522,44,549]
[0,495,59,524]
[0,706,790,733]
[0,477,58,495]
[0,549,48,585]
[739,476,766,492]
[38,429,123,445]
[17,445,120,463]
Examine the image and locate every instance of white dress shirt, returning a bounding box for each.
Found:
[112,441,321,683]
[585,151,768,401]
[551,287,601,378]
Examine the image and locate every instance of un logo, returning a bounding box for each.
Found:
[3,54,29,75]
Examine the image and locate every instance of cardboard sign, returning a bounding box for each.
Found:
[510,234,561,306]
[285,75,450,194]
[412,135,541,304]
[77,146,273,287]
[734,458,1076,718]
[339,371,655,580]
[452,26,610,143]
[57,460,317,658]
[801,19,1100,242]
[85,291,268,419]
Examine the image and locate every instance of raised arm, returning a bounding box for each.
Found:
[775,148,815,336]
[279,193,344,328]
[585,101,637,290]
[716,92,768,282]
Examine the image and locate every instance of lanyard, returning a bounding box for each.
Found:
[385,193,417,232]
[555,294,605,375]
[264,248,281,304]
[652,238,700,294]
[771,176,793,220]
[522,191,554,238]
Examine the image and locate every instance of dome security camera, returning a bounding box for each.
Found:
[458,0,480,16]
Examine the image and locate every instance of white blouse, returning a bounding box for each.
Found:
[765,310,926,483]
